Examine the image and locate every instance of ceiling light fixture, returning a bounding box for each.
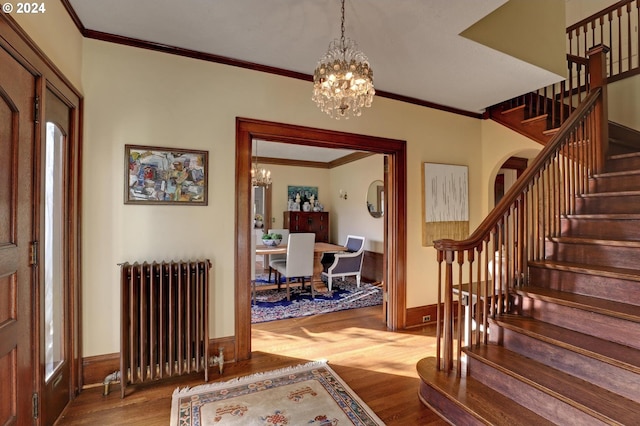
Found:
[251,141,272,187]
[312,0,375,120]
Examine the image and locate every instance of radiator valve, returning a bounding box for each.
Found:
[209,348,224,374]
[103,370,121,396]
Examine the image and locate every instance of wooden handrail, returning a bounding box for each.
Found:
[433,47,610,375]
[434,89,601,253]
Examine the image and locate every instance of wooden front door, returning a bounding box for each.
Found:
[0,44,37,424]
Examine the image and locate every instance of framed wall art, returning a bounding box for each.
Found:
[422,162,469,246]
[125,144,208,205]
[287,185,319,205]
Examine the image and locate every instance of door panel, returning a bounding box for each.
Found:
[0,44,36,425]
[40,89,72,426]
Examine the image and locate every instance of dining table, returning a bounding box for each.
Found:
[255,242,347,285]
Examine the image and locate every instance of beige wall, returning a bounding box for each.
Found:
[11,10,541,358]
[12,1,83,90]
[327,155,385,253]
[80,38,491,356]
[609,77,640,131]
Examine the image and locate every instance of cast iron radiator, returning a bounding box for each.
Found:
[119,260,211,397]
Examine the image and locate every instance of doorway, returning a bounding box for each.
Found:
[0,36,81,425]
[235,118,407,360]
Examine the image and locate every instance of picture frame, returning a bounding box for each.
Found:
[422,162,469,246]
[124,144,208,205]
[287,185,319,205]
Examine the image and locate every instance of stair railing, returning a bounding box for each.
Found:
[434,46,609,377]
[499,54,590,130]
[567,0,640,84]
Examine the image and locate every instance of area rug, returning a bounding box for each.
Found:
[251,277,383,324]
[170,360,384,425]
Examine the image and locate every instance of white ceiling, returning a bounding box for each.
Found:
[66,0,566,161]
[254,141,362,163]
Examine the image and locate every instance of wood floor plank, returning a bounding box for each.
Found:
[55,306,446,425]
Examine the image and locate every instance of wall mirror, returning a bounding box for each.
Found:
[366,180,384,218]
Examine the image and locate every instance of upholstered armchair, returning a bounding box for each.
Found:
[321,235,365,291]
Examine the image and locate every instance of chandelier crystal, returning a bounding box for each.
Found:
[251,142,272,187]
[312,0,374,119]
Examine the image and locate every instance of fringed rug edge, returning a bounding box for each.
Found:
[169,359,385,425]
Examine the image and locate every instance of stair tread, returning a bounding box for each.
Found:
[593,169,640,178]
[416,357,555,426]
[493,314,640,373]
[609,151,640,160]
[521,114,547,125]
[465,345,640,424]
[500,104,526,115]
[564,213,640,220]
[548,235,640,248]
[529,259,640,282]
[581,189,640,198]
[514,285,640,321]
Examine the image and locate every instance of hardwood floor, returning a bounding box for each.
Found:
[55,306,446,425]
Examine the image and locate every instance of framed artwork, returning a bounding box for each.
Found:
[287,185,319,205]
[422,162,469,246]
[125,144,208,205]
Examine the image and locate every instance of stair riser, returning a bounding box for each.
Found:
[575,195,640,214]
[518,297,640,350]
[489,325,640,404]
[418,382,485,426]
[467,358,606,425]
[606,156,640,172]
[528,266,640,306]
[561,217,640,241]
[544,240,640,271]
[590,175,640,192]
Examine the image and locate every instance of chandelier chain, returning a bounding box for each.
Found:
[340,0,346,53]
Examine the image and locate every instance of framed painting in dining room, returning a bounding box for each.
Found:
[422,162,469,246]
[124,144,208,205]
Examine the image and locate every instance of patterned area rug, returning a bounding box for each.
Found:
[251,275,383,324]
[170,361,384,425]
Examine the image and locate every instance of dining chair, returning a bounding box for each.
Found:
[272,233,315,301]
[267,228,289,286]
[321,235,366,291]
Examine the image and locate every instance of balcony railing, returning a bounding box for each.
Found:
[567,0,640,83]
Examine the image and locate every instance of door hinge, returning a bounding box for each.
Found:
[32,392,39,419]
[34,95,40,123]
[30,241,38,266]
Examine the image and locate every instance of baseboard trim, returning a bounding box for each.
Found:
[81,336,236,389]
[405,302,459,328]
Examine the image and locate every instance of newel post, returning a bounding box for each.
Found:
[588,44,610,174]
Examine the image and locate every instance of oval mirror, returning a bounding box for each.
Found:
[366,180,384,218]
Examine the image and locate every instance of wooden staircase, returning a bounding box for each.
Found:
[418,147,640,424]
[417,42,640,424]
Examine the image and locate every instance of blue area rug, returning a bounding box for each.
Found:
[251,274,383,323]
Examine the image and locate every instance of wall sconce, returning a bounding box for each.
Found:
[339,189,348,200]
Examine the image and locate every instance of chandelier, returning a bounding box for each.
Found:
[251,141,272,187]
[312,0,375,119]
